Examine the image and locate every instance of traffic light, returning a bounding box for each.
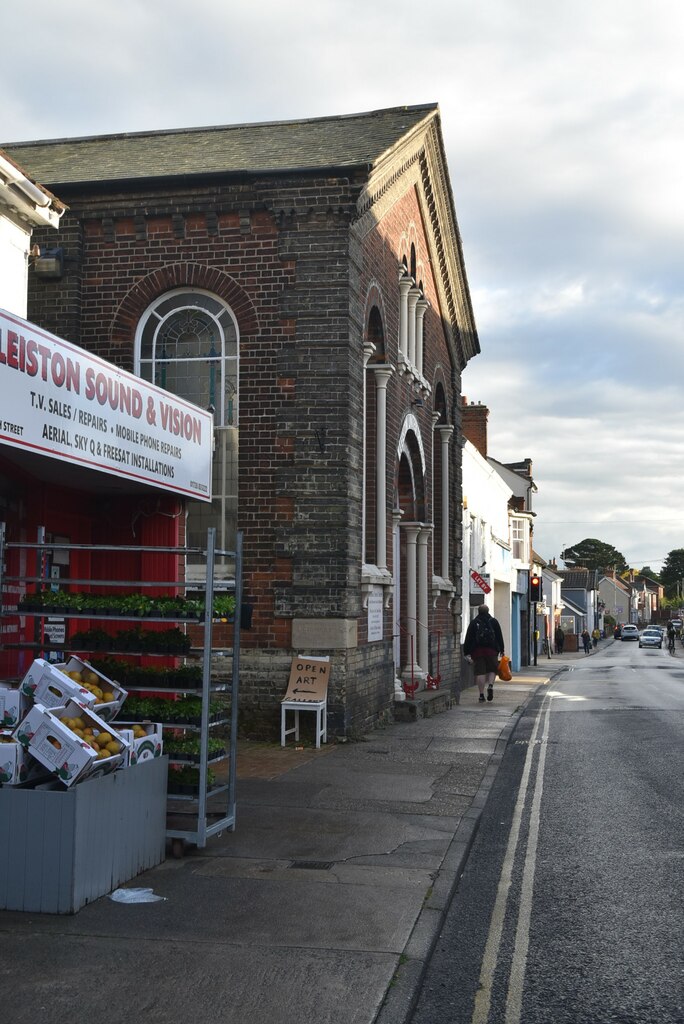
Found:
[530,574,542,602]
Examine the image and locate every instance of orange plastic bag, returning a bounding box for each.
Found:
[497,655,512,681]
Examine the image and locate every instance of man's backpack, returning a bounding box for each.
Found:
[475,615,497,649]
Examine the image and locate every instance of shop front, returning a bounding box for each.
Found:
[0,307,213,675]
[0,309,234,910]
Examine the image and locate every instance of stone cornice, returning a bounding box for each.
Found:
[351,111,480,373]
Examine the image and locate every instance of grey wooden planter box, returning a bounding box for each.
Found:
[0,756,167,914]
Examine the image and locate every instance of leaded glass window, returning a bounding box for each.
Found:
[135,289,238,571]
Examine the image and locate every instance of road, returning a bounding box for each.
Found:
[410,639,684,1024]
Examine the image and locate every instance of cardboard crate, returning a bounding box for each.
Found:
[14,701,130,788]
[0,684,29,729]
[59,655,128,722]
[19,659,98,711]
[0,756,168,912]
[115,722,164,765]
[0,730,44,785]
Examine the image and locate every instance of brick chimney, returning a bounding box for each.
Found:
[461,397,489,459]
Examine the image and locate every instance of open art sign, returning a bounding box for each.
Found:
[283,657,330,703]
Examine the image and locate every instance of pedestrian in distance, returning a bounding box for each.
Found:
[592,627,600,648]
[581,628,591,654]
[463,604,505,703]
[554,625,565,654]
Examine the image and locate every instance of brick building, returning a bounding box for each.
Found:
[4,104,480,737]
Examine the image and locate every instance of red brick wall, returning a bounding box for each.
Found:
[26,166,466,735]
[354,184,463,691]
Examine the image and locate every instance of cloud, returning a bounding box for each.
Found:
[3,0,683,573]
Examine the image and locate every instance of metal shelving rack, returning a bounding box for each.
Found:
[0,523,242,857]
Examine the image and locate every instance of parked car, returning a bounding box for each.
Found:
[621,624,639,641]
[639,628,663,649]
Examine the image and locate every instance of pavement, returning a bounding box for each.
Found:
[1,648,599,1024]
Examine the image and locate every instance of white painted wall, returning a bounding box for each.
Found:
[461,440,514,650]
[0,215,30,316]
[0,150,63,316]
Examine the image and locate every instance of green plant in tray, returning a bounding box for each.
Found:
[168,764,216,789]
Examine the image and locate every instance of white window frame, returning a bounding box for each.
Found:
[511,518,527,563]
[134,288,239,570]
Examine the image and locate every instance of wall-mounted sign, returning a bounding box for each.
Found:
[0,309,213,501]
[43,617,66,646]
[470,570,491,594]
[367,587,384,642]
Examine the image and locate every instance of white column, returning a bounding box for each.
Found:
[430,411,440,572]
[407,287,420,367]
[415,298,428,376]
[393,507,404,683]
[361,342,376,565]
[417,527,431,672]
[438,425,454,580]
[370,365,393,570]
[398,273,413,362]
[402,523,420,679]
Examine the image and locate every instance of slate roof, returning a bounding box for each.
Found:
[2,105,438,188]
[559,569,599,590]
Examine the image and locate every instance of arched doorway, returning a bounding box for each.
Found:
[393,419,430,688]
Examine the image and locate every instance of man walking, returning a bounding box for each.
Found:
[463,604,505,703]
[554,624,565,654]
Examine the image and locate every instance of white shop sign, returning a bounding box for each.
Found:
[0,309,213,502]
[43,618,66,646]
[367,587,384,641]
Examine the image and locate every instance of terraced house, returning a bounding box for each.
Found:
[4,104,480,737]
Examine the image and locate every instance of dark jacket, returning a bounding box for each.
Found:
[463,612,504,657]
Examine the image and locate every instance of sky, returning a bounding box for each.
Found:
[3,0,683,571]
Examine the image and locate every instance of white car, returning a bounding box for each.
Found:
[639,628,663,649]
[621,624,639,641]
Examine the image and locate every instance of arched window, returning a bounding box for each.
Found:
[368,306,385,360]
[135,288,239,568]
[137,289,238,425]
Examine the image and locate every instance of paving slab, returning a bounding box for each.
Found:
[1,935,396,1024]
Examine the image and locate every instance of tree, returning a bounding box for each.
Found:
[561,538,628,572]
[638,566,661,582]
[659,549,684,599]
